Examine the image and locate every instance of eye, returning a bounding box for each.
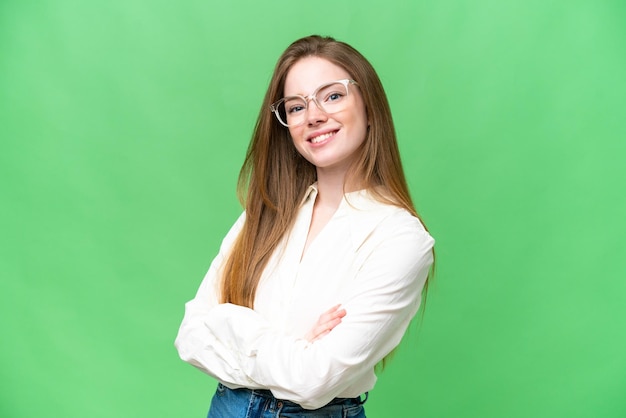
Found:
[328,92,343,101]
[283,97,306,114]
[288,104,305,114]
[323,91,345,103]
[319,86,347,104]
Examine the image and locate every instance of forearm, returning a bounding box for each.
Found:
[205,303,411,409]
[204,231,433,409]
[175,302,264,388]
[176,214,434,408]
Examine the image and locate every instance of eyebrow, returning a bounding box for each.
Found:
[283,79,344,98]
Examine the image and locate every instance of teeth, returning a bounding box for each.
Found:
[310,131,335,144]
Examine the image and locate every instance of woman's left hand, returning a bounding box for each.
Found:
[304,304,347,343]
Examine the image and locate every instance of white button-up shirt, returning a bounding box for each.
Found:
[175,185,435,410]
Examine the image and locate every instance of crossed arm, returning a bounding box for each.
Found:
[175,216,434,409]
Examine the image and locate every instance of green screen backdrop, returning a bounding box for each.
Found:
[2,1,625,417]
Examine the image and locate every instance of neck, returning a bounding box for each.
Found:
[315,167,363,209]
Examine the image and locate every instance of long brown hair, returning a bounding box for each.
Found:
[220,35,433,307]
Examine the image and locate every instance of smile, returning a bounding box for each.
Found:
[309,130,338,144]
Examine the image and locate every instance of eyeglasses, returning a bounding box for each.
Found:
[270,79,358,127]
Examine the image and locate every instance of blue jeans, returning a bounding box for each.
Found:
[207,383,367,418]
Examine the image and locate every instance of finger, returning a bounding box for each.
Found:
[327,304,342,311]
[319,305,341,321]
[311,329,331,342]
[318,310,346,331]
[320,306,346,323]
[326,316,343,330]
[315,316,344,338]
[306,306,347,342]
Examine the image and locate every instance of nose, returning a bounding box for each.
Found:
[306,98,328,125]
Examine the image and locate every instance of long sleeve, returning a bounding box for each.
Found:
[174,212,262,388]
[203,215,434,409]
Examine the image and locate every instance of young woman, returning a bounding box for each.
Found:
[175,35,435,417]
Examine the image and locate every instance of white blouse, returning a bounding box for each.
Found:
[175,184,435,409]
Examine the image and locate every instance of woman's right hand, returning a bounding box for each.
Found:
[304,304,347,342]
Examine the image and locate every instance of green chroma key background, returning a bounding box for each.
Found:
[1,1,624,417]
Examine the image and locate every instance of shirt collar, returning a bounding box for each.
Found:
[300,183,318,207]
[340,189,397,250]
[301,183,398,251]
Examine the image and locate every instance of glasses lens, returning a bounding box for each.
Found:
[273,81,351,127]
[315,82,349,114]
[276,97,307,127]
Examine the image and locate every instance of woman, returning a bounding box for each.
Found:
[175,35,435,417]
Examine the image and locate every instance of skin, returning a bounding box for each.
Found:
[284,56,369,198]
[304,304,347,342]
[283,57,369,343]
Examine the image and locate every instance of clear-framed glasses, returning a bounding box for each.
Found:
[270,79,358,127]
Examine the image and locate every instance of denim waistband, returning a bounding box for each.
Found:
[211,384,367,417]
[225,384,368,407]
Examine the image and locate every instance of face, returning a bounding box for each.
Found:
[283,56,368,176]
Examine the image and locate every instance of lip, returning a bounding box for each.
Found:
[306,128,340,145]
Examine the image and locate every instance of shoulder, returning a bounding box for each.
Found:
[218,211,247,252]
[344,191,434,251]
[371,204,434,252]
